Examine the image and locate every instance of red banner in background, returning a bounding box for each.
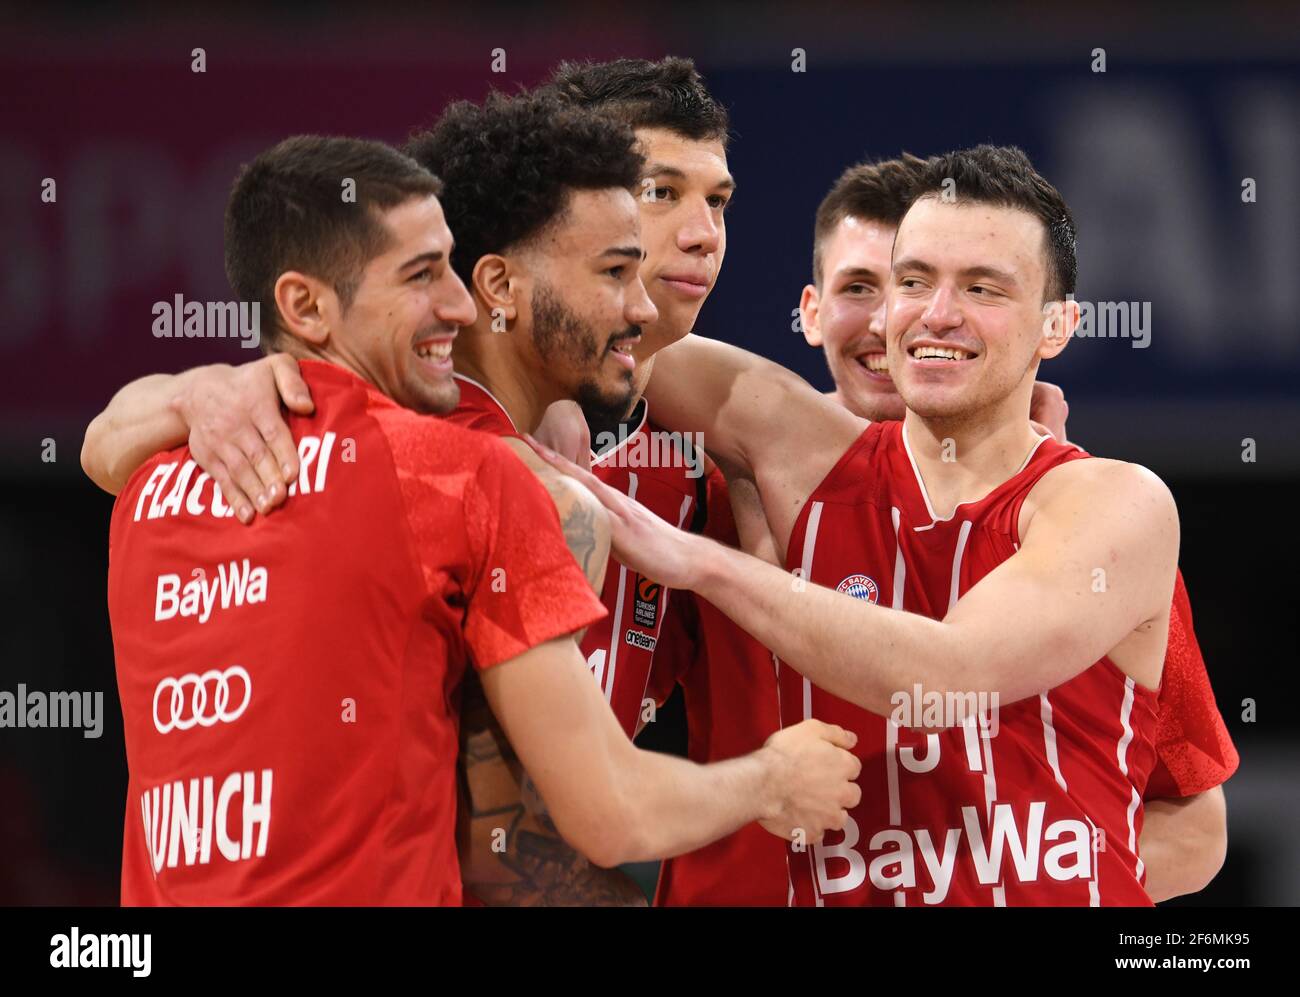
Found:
[1,25,658,431]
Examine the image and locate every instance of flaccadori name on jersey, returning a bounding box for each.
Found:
[155,559,268,624]
[813,804,1096,904]
[592,426,706,479]
[131,433,337,522]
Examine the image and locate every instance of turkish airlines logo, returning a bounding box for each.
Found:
[633,576,662,628]
[152,666,252,734]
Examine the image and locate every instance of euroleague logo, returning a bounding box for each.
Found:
[152,666,252,734]
[835,573,880,604]
[633,575,662,629]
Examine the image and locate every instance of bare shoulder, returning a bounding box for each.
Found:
[760,362,866,457]
[1033,456,1175,509]
[1024,456,1178,542]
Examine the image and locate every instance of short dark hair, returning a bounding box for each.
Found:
[404,92,644,285]
[541,56,729,145]
[224,135,442,350]
[812,153,929,286]
[906,144,1077,301]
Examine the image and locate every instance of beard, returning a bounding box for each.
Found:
[531,281,637,425]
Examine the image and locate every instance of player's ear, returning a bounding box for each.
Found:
[800,284,823,347]
[1038,293,1079,361]
[471,254,517,324]
[274,270,334,347]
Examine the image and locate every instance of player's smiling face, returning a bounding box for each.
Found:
[631,128,732,360]
[887,197,1052,420]
[333,195,475,415]
[801,215,905,421]
[518,186,658,424]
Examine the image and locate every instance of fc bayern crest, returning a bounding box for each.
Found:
[836,573,880,604]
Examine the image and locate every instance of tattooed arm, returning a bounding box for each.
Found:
[501,437,608,592]
[456,671,648,906]
[458,438,643,905]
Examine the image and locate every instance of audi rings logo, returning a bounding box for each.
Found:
[153,666,252,734]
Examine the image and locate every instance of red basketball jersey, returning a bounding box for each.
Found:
[1148,570,1238,797]
[446,383,703,737]
[582,405,702,737]
[651,468,789,906]
[108,361,604,905]
[449,374,523,440]
[780,421,1159,906]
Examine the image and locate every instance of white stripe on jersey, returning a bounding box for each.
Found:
[890,506,907,609]
[947,520,1005,906]
[1051,698,1103,905]
[1117,677,1136,777]
[1117,677,1144,880]
[1086,815,1102,907]
[886,506,909,906]
[1040,692,1068,791]
[886,719,902,825]
[798,501,824,728]
[674,493,693,529]
[980,710,1007,908]
[792,501,826,907]
[947,520,973,612]
[602,473,639,702]
[629,490,698,715]
[886,505,907,857]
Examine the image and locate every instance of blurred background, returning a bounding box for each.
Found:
[1,2,1296,905]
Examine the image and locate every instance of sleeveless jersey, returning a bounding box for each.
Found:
[780,421,1159,906]
[583,402,703,737]
[651,468,788,905]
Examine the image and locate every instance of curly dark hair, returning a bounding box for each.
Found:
[404,92,644,285]
[812,153,930,286]
[907,144,1077,302]
[541,56,729,145]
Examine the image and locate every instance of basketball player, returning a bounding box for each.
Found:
[537,57,733,742]
[794,154,1235,901]
[650,154,1235,905]
[97,134,863,905]
[88,94,863,904]
[85,79,1227,902]
[84,60,741,905]
[536,145,1186,905]
[402,89,693,904]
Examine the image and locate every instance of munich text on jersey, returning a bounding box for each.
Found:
[140,768,273,874]
[0,686,104,738]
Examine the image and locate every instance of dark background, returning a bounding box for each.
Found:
[1,2,1296,905]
